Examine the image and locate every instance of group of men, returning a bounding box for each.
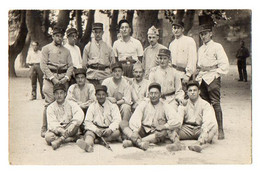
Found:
[30,18,230,153]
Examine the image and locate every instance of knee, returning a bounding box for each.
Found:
[45,131,56,145]
[120,104,132,120]
[119,120,129,130]
[155,130,167,142]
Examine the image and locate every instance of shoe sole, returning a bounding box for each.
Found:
[188,145,202,153]
[76,139,93,152]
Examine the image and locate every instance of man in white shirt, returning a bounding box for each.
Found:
[196,24,229,140]
[26,41,44,100]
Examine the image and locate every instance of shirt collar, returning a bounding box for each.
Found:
[203,39,213,46]
[150,43,159,48]
[120,36,133,43]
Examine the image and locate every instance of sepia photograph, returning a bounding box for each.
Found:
[8,7,252,165]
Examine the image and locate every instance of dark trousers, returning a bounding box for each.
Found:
[29,64,44,98]
[237,59,247,81]
[200,78,223,130]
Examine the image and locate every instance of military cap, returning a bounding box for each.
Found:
[111,62,123,71]
[158,48,171,58]
[92,23,103,30]
[172,20,184,28]
[186,80,200,89]
[118,19,130,28]
[148,82,161,92]
[133,61,144,71]
[66,28,78,36]
[53,26,65,35]
[198,24,212,33]
[53,83,66,93]
[147,26,159,35]
[74,68,86,77]
[95,85,108,94]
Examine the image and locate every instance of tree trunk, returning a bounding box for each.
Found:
[26,10,50,48]
[183,10,195,35]
[56,10,71,30]
[76,10,83,39]
[42,10,50,36]
[110,10,119,45]
[19,34,31,68]
[9,10,28,77]
[126,10,135,35]
[134,10,159,48]
[79,10,95,53]
[176,10,185,23]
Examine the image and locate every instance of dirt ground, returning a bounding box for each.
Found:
[9,65,252,165]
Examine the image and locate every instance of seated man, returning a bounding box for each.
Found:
[45,83,84,150]
[129,62,149,110]
[76,85,121,152]
[66,68,96,114]
[166,80,218,153]
[121,82,181,150]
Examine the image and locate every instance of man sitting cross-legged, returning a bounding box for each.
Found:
[76,85,121,152]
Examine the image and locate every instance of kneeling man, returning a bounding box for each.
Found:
[76,85,121,152]
[45,83,84,150]
[167,80,217,153]
[121,82,181,150]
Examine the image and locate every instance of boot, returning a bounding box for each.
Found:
[41,107,48,138]
[30,91,36,100]
[166,142,186,152]
[215,111,225,140]
[64,135,80,143]
[51,137,65,150]
[135,139,149,151]
[122,140,133,148]
[188,145,202,153]
[76,139,94,152]
[218,128,225,140]
[41,127,47,138]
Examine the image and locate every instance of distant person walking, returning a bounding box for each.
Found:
[236,40,250,82]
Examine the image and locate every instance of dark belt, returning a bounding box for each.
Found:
[161,91,175,99]
[93,122,109,129]
[172,64,186,72]
[119,60,137,64]
[87,64,109,71]
[50,68,67,74]
[197,65,218,72]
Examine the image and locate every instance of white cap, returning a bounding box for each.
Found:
[147,26,159,35]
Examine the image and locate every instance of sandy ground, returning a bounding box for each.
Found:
[9,65,252,165]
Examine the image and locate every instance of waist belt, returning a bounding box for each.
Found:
[119,60,137,64]
[87,64,109,71]
[93,122,109,129]
[172,64,186,72]
[197,65,218,72]
[161,91,175,99]
[50,68,67,74]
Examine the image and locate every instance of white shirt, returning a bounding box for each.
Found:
[26,50,42,64]
[169,35,197,78]
[64,43,82,69]
[113,37,143,61]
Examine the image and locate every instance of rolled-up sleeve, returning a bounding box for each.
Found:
[164,103,182,130]
[201,102,217,134]
[129,102,145,132]
[84,103,99,133]
[47,105,62,133]
[216,44,229,75]
[108,104,122,131]
[70,102,84,126]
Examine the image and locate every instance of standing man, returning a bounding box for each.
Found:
[82,23,115,87]
[76,85,121,153]
[196,24,229,140]
[26,41,44,100]
[66,68,96,114]
[236,40,250,82]
[169,21,197,84]
[121,82,181,150]
[40,26,74,138]
[45,83,84,150]
[129,62,149,110]
[166,81,217,153]
[64,28,82,85]
[149,49,184,111]
[113,19,143,78]
[143,26,167,79]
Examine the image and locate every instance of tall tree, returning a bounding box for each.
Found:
[110,10,119,45]
[75,10,83,39]
[183,10,195,35]
[56,10,71,30]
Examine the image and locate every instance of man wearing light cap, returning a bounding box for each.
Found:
[76,85,121,152]
[149,48,184,111]
[40,26,73,138]
[121,82,181,151]
[143,26,167,79]
[196,24,229,140]
[169,20,197,84]
[82,23,115,87]
[129,62,149,110]
[66,68,96,115]
[166,80,217,153]
[45,83,84,150]
[113,19,143,78]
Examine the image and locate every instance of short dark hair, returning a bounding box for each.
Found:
[118,19,131,29]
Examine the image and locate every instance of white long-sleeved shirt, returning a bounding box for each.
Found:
[196,40,229,85]
[47,100,84,133]
[129,78,149,104]
[178,97,217,134]
[84,100,121,132]
[26,50,42,64]
[169,35,197,78]
[64,43,82,69]
[129,100,181,133]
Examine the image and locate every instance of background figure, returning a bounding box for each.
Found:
[236,40,250,82]
[26,41,44,100]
